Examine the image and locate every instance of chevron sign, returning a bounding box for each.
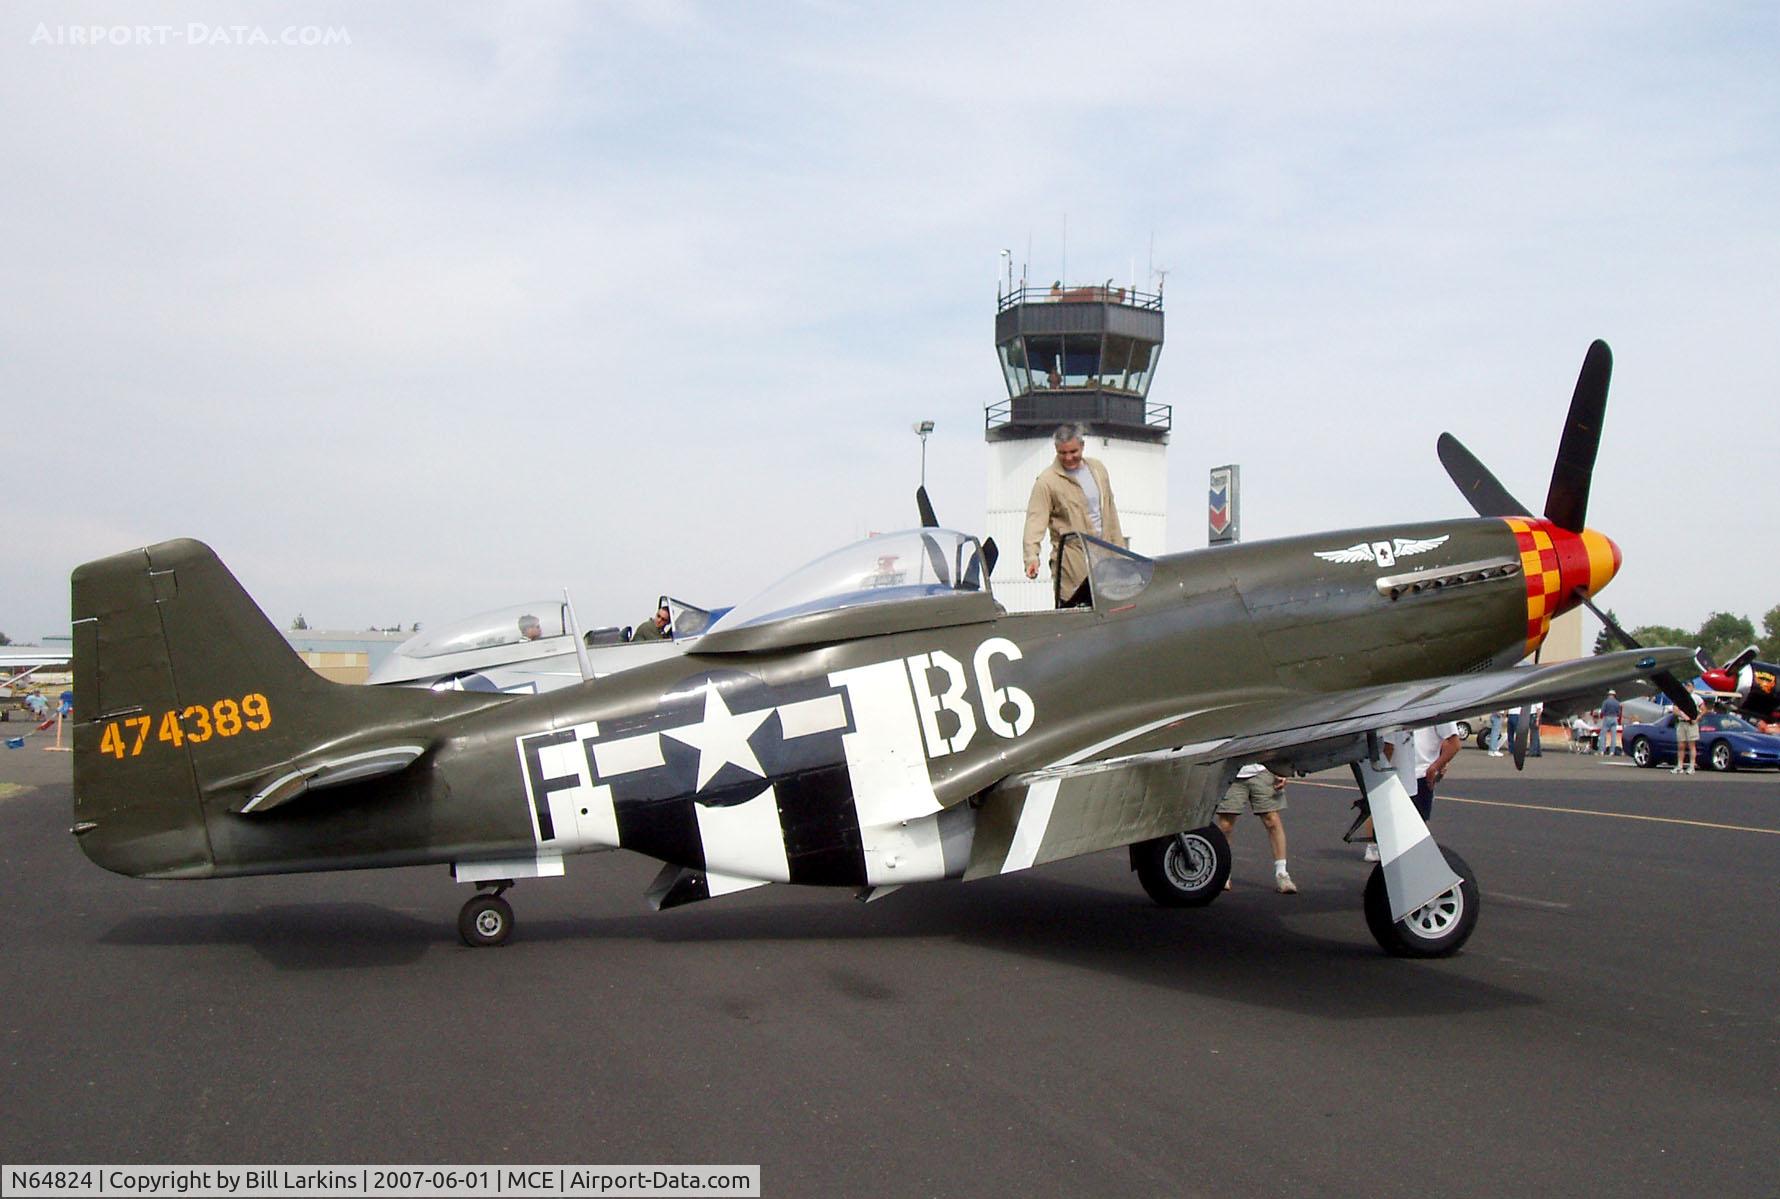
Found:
[1209,464,1240,544]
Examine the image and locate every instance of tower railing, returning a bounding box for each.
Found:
[996,283,1163,313]
[986,394,1172,435]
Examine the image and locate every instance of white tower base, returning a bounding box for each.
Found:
[986,435,1167,613]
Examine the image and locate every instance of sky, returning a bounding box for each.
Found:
[3,1,1776,644]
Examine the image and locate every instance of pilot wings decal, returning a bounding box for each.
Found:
[1314,535,1449,568]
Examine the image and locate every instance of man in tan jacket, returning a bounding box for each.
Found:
[1022,424,1125,607]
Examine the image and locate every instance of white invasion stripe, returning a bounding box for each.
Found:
[694,788,792,883]
[859,810,950,885]
[830,659,943,826]
[705,870,773,897]
[778,693,848,739]
[592,731,664,778]
[454,853,564,883]
[1002,778,1061,873]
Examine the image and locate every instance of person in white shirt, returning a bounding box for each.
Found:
[1361,721,1462,862]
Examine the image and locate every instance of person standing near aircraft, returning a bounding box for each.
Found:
[1488,709,1506,757]
[632,604,672,642]
[1022,423,1125,608]
[1671,693,1701,773]
[1215,764,1295,893]
[1363,721,1462,861]
[1598,689,1622,756]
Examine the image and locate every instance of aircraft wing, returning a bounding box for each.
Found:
[966,645,1693,879]
[0,647,73,669]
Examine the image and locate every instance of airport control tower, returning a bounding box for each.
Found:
[986,279,1169,611]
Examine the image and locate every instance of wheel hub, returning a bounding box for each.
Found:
[1404,887,1463,937]
[1164,834,1216,890]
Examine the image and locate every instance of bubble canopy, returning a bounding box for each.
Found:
[709,529,992,633]
[398,602,567,659]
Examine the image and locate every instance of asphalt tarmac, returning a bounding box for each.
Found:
[2,738,1776,1197]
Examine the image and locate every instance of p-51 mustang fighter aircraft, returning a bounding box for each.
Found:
[69,341,1695,956]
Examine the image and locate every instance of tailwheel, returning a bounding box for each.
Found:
[1132,824,1230,907]
[1362,848,1479,957]
[458,886,515,948]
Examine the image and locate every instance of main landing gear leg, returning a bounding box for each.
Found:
[458,880,515,948]
[1350,759,1479,957]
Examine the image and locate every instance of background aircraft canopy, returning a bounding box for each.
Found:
[397,601,568,659]
[711,529,988,633]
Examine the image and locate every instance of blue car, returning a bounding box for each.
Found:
[1626,711,1780,772]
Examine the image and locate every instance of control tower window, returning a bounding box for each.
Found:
[1059,335,1101,389]
[999,339,1032,396]
[1100,335,1137,391]
[1023,335,1064,388]
[1123,342,1160,396]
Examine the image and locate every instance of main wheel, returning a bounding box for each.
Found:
[1133,824,1230,907]
[458,894,514,947]
[1707,740,1733,772]
[1363,848,1479,958]
[1630,736,1654,768]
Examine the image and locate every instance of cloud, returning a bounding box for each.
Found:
[2,1,1776,642]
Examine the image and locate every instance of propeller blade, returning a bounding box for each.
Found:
[916,486,939,529]
[1576,592,1699,718]
[1437,433,1532,518]
[981,537,1000,578]
[1655,673,1700,719]
[1512,704,1530,770]
[1543,340,1611,532]
[1579,593,1637,652]
[1724,645,1760,674]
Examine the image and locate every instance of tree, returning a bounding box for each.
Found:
[0,631,11,647]
[1629,624,1692,651]
[1591,609,1621,655]
[290,614,309,630]
[1761,605,1780,662]
[1694,611,1756,666]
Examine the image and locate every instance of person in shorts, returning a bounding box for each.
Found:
[1216,764,1295,893]
[1672,696,1701,773]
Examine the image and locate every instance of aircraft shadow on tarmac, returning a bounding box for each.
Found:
[92,867,1534,1019]
[100,903,436,971]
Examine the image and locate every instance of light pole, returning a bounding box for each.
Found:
[913,420,934,488]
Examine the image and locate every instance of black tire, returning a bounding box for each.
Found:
[1630,736,1654,768]
[458,894,514,947]
[1707,740,1733,772]
[1362,848,1479,958]
[1133,824,1230,907]
[1455,720,1474,741]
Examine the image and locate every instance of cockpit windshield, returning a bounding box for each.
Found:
[709,529,990,633]
[398,602,568,659]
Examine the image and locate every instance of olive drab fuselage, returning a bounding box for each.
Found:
[71,514,1614,887]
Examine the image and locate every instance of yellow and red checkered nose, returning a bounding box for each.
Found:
[1503,518,1621,655]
